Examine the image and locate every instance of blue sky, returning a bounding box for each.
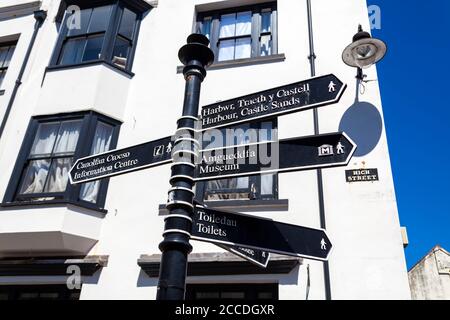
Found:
[367,1,450,269]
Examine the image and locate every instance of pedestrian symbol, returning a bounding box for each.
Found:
[321,238,327,250]
[166,142,172,153]
[328,81,336,93]
[336,142,345,154]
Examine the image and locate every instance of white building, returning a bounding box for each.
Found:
[409,246,450,300]
[0,0,411,300]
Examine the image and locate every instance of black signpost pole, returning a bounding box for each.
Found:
[156,34,214,300]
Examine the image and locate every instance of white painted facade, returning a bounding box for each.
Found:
[0,0,411,300]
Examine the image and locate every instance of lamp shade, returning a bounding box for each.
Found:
[342,29,387,69]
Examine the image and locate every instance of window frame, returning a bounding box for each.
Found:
[0,40,18,89]
[2,111,121,211]
[0,284,81,300]
[186,283,278,300]
[49,0,144,73]
[196,119,279,202]
[196,2,278,64]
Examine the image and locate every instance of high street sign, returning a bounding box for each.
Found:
[191,205,333,261]
[195,132,356,181]
[199,74,346,130]
[69,136,173,184]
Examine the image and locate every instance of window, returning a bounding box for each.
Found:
[196,2,277,62]
[186,283,278,300]
[0,285,80,300]
[197,120,278,201]
[2,112,120,210]
[0,41,16,88]
[50,1,146,72]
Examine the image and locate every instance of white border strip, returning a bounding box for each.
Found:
[172,150,198,157]
[175,137,200,146]
[169,175,195,182]
[164,214,193,223]
[170,162,196,168]
[163,229,191,237]
[168,187,195,194]
[166,200,194,209]
[175,127,196,134]
[177,116,199,122]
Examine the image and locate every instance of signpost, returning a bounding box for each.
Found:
[191,205,332,261]
[66,34,352,301]
[195,132,356,181]
[200,74,346,130]
[69,136,173,185]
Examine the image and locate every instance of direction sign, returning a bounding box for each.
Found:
[191,205,333,261]
[200,74,346,130]
[69,136,173,184]
[195,132,356,181]
[217,244,270,268]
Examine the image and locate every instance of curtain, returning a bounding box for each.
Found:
[218,40,234,62]
[30,122,59,156]
[218,14,235,61]
[19,160,51,194]
[80,122,113,203]
[44,158,73,192]
[260,174,273,195]
[260,35,271,56]
[202,18,212,40]
[236,11,251,35]
[0,45,15,68]
[0,47,8,65]
[235,38,251,60]
[44,120,82,192]
[53,120,82,154]
[19,123,60,194]
[218,12,252,62]
[219,13,235,38]
[0,70,5,88]
[261,12,271,33]
[19,120,82,195]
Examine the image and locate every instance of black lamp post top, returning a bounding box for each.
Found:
[186,33,210,46]
[178,33,214,67]
[352,25,371,42]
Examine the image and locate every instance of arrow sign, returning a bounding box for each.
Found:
[162,200,271,268]
[195,132,356,181]
[69,136,173,184]
[191,206,332,261]
[217,244,270,268]
[200,74,346,130]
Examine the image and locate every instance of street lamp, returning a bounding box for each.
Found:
[342,25,387,80]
